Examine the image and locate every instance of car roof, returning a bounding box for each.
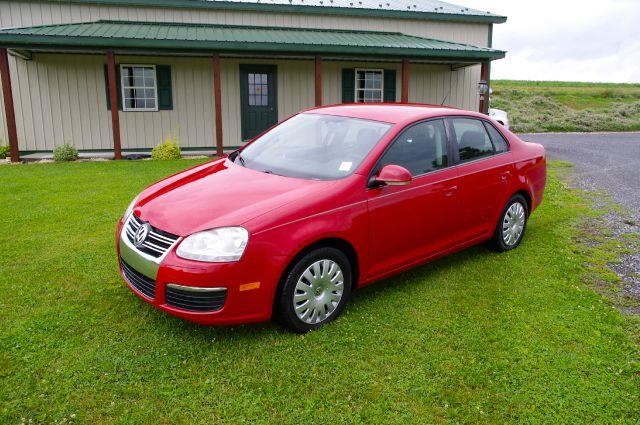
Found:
[304,103,487,125]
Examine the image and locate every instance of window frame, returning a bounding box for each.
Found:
[120,64,159,112]
[368,117,454,186]
[354,68,384,103]
[445,116,511,166]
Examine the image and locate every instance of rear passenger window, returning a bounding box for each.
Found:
[451,118,494,162]
[484,122,509,153]
[378,119,448,176]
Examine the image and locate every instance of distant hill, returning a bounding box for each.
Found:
[490,80,640,133]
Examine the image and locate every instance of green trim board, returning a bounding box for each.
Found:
[19,0,507,24]
[19,146,243,155]
[0,20,506,61]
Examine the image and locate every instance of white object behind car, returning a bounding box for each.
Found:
[489,108,510,130]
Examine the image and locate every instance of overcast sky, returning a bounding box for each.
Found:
[453,0,640,83]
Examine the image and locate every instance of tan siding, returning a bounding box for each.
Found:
[407,64,480,111]
[0,53,481,151]
[220,58,315,144]
[0,54,218,151]
[117,55,216,150]
[323,60,401,104]
[0,1,489,151]
[0,1,489,46]
[320,60,479,113]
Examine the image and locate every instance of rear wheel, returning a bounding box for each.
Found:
[276,247,352,333]
[491,195,528,252]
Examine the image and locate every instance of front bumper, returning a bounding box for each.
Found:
[116,218,286,326]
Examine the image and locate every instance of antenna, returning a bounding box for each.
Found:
[440,95,448,106]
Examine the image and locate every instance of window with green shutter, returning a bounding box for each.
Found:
[104,64,172,111]
[342,68,396,103]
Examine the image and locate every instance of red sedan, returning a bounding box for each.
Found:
[116,104,546,332]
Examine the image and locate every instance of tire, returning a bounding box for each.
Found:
[491,194,529,252]
[275,247,352,333]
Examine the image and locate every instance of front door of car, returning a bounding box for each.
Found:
[447,117,513,242]
[239,64,278,141]
[366,119,460,279]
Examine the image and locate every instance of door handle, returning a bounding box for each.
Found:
[500,171,511,181]
[444,185,458,197]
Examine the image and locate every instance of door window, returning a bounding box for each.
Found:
[451,118,494,162]
[483,122,509,153]
[248,73,269,106]
[378,119,449,176]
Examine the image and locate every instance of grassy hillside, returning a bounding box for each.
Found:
[490,80,640,133]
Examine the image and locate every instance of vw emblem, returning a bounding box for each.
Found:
[134,222,151,247]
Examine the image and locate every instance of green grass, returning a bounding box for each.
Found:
[1,160,639,423]
[491,80,640,133]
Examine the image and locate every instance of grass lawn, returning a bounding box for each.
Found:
[491,80,640,133]
[1,159,639,423]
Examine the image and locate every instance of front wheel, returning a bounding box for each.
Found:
[491,195,529,252]
[276,247,352,333]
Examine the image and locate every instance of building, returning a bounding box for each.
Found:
[0,0,506,162]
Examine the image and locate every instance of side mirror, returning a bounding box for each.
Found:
[373,164,412,187]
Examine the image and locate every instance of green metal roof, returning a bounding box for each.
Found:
[0,20,505,60]
[35,0,507,24]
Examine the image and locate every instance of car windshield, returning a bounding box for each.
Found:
[233,113,393,180]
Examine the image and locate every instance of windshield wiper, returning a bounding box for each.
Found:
[235,153,245,167]
[262,170,283,176]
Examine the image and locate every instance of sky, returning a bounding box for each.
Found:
[453,0,640,83]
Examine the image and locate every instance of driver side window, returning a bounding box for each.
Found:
[378,119,449,177]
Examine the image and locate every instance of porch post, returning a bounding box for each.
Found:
[401,58,410,103]
[479,61,490,114]
[106,50,122,160]
[315,55,323,107]
[212,53,223,158]
[0,48,20,162]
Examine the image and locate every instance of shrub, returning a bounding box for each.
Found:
[0,143,9,159]
[53,143,78,162]
[151,136,181,160]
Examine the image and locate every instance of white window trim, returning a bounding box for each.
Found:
[120,64,159,112]
[354,68,384,103]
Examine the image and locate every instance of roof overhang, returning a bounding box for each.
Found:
[0,20,506,63]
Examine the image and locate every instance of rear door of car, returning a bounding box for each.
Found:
[447,117,513,243]
[366,119,460,279]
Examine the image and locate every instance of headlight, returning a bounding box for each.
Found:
[124,195,139,219]
[177,227,249,262]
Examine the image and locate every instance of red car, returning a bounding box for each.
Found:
[117,104,546,332]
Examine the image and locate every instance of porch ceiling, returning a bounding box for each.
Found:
[0,20,505,62]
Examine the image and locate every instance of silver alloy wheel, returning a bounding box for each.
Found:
[293,259,344,324]
[502,201,526,246]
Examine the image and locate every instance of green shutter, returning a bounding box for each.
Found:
[341,68,355,103]
[156,65,173,110]
[103,64,122,110]
[383,69,396,102]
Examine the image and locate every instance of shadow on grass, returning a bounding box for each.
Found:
[137,243,490,344]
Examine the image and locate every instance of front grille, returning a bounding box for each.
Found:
[166,285,227,312]
[121,258,156,299]
[125,214,179,259]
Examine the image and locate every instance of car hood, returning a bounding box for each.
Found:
[135,159,337,236]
